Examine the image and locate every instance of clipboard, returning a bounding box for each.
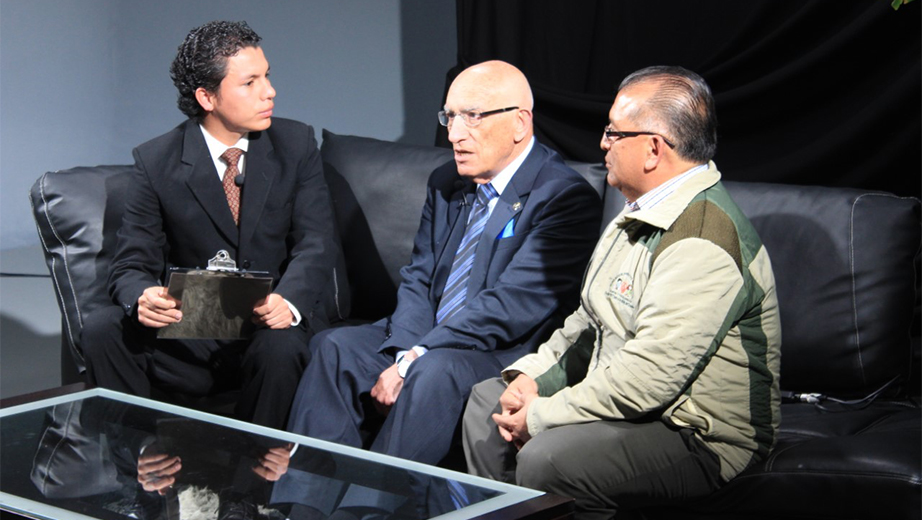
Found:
[157,251,273,340]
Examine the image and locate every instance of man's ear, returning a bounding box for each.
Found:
[513,108,533,143]
[643,135,667,171]
[195,87,216,113]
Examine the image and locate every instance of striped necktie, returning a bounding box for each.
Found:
[435,183,498,324]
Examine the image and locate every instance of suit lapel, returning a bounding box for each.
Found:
[433,181,476,297]
[238,130,277,249]
[182,122,239,246]
[466,143,547,293]
[467,186,522,292]
[439,183,475,261]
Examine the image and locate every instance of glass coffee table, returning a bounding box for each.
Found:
[0,386,571,520]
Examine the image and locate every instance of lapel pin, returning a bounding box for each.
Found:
[512,202,522,212]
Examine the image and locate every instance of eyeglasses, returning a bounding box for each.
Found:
[438,106,519,128]
[603,126,675,148]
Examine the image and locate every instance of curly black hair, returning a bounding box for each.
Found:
[169,21,262,120]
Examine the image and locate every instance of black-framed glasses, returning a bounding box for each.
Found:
[603,127,675,148]
[438,106,519,128]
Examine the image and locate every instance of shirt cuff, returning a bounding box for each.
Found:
[285,298,301,327]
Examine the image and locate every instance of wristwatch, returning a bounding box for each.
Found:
[396,353,413,378]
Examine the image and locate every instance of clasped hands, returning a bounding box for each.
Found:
[492,373,538,450]
[137,443,294,494]
[137,286,293,329]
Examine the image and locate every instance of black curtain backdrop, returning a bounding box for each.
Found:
[435,0,921,198]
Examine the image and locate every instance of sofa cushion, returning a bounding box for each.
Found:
[667,401,921,520]
[724,182,921,398]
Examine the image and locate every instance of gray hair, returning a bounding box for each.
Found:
[618,66,718,163]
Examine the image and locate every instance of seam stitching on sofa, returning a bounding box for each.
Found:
[849,192,919,390]
[732,468,921,483]
[38,172,81,355]
[33,174,74,349]
[853,412,899,435]
[778,431,827,440]
[763,441,799,471]
[848,195,866,385]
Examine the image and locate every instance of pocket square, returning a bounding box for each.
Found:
[499,218,516,239]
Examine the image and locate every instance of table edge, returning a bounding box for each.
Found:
[0,383,87,409]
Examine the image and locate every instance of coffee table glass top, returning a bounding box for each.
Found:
[1,389,542,520]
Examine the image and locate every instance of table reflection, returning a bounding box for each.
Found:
[3,395,502,520]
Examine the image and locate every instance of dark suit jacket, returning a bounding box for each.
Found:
[382,141,602,366]
[108,118,339,332]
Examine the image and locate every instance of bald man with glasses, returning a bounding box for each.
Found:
[286,60,602,466]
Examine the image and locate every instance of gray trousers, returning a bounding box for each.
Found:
[462,378,723,520]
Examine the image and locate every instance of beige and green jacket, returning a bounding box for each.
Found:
[504,162,782,482]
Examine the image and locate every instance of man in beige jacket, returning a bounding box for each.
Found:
[463,66,782,519]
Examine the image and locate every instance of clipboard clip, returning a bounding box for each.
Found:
[206,250,239,272]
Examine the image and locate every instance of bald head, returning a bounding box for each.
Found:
[444,61,535,183]
[451,60,534,115]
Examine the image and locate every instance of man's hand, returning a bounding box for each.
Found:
[492,374,538,449]
[251,443,293,481]
[253,293,293,329]
[499,374,538,413]
[370,350,418,415]
[137,286,181,328]
[137,451,181,495]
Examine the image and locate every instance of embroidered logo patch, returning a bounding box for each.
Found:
[608,273,634,307]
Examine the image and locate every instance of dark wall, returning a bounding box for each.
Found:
[438,0,921,198]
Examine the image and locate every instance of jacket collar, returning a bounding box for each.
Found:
[616,161,721,231]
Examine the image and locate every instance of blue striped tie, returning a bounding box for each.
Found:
[435,183,498,324]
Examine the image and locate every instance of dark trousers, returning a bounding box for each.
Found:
[462,378,723,520]
[286,320,504,465]
[81,305,311,430]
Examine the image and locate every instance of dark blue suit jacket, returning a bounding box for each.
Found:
[108,118,339,332]
[382,142,602,366]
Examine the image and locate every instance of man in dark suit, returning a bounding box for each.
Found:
[81,21,340,430]
[287,60,602,465]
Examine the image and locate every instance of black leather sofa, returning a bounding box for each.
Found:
[31,130,921,519]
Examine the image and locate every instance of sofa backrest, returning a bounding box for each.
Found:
[320,131,450,320]
[32,132,920,398]
[321,131,921,398]
[320,130,611,320]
